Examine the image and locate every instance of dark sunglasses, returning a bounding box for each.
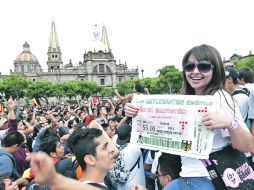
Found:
[184,60,214,73]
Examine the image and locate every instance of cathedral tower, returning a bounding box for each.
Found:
[47,20,63,72]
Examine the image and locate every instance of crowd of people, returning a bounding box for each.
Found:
[1,44,254,190]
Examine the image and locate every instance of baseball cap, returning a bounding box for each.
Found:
[225,66,239,80]
[116,124,132,146]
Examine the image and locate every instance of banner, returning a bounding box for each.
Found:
[130,94,216,159]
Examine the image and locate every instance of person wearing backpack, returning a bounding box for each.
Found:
[0,131,24,180]
[111,123,145,190]
[224,66,254,167]
[225,66,249,121]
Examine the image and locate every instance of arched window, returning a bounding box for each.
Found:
[99,64,105,73]
[50,66,54,72]
[93,64,112,74]
[93,65,98,73]
[106,65,111,74]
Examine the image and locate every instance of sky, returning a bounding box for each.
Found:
[1,0,254,78]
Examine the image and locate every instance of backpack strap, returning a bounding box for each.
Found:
[243,87,250,96]
[231,89,249,97]
[130,156,141,172]
[0,150,20,179]
[231,89,249,122]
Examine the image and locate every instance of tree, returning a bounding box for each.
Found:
[235,56,254,71]
[52,83,64,101]
[157,65,183,93]
[140,77,161,94]
[76,81,100,99]
[62,81,79,100]
[99,87,114,98]
[26,81,54,104]
[116,79,140,95]
[1,75,30,99]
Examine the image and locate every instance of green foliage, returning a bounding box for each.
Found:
[157,65,183,93]
[140,77,161,94]
[116,65,183,95]
[0,65,184,101]
[26,81,54,103]
[63,82,78,99]
[235,56,254,71]
[1,75,30,99]
[116,79,140,95]
[76,81,100,99]
[99,87,114,98]
[51,83,64,100]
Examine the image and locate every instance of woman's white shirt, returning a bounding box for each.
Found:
[180,90,248,177]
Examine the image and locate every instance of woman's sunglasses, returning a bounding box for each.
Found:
[184,60,214,73]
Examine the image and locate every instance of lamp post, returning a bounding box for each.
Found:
[141,68,144,79]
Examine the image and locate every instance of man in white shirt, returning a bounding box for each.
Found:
[112,124,146,190]
[225,66,249,120]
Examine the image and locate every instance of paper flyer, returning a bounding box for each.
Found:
[130,94,216,159]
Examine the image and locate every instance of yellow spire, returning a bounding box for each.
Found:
[49,20,60,48]
[101,25,111,52]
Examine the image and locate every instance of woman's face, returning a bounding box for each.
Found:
[185,54,213,95]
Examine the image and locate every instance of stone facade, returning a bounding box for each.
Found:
[11,22,139,87]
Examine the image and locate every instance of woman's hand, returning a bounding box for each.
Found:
[124,103,139,117]
[202,112,233,130]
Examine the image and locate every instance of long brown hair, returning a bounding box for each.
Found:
[181,44,225,95]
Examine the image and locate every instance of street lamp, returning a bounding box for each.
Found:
[141,68,144,79]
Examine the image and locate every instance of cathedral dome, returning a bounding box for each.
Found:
[15,41,39,64]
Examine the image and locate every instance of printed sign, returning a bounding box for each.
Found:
[130,94,216,159]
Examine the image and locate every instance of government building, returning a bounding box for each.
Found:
[11,21,139,87]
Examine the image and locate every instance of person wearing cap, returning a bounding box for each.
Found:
[225,66,254,166]
[225,66,249,121]
[113,124,145,190]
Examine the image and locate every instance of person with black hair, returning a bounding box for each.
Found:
[68,127,118,189]
[20,135,77,186]
[238,67,254,91]
[115,107,123,117]
[26,152,144,190]
[0,178,20,190]
[125,44,253,190]
[96,99,115,126]
[67,119,77,134]
[62,110,72,127]
[0,131,24,179]
[157,153,181,189]
[225,66,249,121]
[101,123,115,139]
[32,127,58,152]
[40,136,64,160]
